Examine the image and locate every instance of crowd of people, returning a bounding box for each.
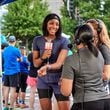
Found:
[1,13,110,110]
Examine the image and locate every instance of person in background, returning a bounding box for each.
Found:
[33,13,70,110]
[15,46,29,108]
[86,19,110,94]
[27,50,40,110]
[3,36,22,110]
[61,24,110,110]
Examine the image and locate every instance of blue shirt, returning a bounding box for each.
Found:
[19,55,29,74]
[3,45,21,75]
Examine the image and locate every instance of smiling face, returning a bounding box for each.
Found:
[47,19,59,36]
[42,13,62,38]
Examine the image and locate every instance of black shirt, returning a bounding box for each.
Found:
[28,53,38,78]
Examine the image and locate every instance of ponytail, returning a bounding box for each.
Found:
[87,41,98,57]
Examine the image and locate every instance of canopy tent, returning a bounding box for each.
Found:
[0,0,16,6]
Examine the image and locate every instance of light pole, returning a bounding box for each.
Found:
[67,0,74,19]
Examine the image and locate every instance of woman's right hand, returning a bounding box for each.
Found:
[41,49,52,60]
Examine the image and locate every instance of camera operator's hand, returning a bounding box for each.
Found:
[41,49,52,60]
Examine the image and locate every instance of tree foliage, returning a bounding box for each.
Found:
[1,0,49,47]
[61,0,110,37]
[2,0,110,48]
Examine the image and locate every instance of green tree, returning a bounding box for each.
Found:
[79,0,110,34]
[61,0,110,36]
[1,0,49,48]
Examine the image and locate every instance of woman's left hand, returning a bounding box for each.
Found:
[37,65,47,77]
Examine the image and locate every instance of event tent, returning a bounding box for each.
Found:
[0,0,16,6]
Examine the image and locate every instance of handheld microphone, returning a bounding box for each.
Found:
[45,40,53,64]
[45,42,53,50]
